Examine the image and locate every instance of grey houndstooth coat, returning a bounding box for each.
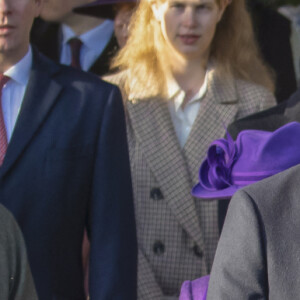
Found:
[106,67,276,299]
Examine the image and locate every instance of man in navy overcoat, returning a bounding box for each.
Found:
[0,0,137,299]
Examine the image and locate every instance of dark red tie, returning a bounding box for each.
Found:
[68,38,83,69]
[0,74,9,165]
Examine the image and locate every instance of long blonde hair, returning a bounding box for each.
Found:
[112,0,275,100]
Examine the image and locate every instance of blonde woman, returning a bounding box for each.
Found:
[110,0,276,298]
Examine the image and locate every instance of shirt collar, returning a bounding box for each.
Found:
[61,20,114,52]
[166,71,208,112]
[4,46,32,86]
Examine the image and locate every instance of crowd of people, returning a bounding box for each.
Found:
[0,0,300,299]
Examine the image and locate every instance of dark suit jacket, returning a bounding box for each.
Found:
[30,19,119,76]
[208,164,300,299]
[0,49,137,300]
[228,87,300,139]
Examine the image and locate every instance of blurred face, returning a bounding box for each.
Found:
[152,0,225,61]
[114,3,136,48]
[0,0,42,64]
[41,0,92,22]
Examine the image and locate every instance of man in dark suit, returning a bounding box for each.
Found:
[207,164,300,299]
[31,0,118,76]
[0,0,137,299]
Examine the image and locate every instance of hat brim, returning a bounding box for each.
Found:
[191,182,239,200]
[74,0,136,19]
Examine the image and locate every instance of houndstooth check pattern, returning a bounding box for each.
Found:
[108,68,276,299]
[0,75,9,166]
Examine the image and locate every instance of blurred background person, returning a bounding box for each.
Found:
[107,0,276,298]
[74,0,138,48]
[278,1,300,87]
[247,0,297,103]
[31,1,120,293]
[31,0,118,75]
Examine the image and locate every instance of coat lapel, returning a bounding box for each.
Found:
[0,51,63,178]
[183,69,239,242]
[184,68,239,184]
[127,97,206,253]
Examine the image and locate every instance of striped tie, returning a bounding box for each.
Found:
[68,37,83,69]
[0,74,9,165]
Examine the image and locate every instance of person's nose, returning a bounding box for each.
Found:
[182,6,197,28]
[0,0,11,17]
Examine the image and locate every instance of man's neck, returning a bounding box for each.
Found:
[62,14,104,36]
[0,46,29,73]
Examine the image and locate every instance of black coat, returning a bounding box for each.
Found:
[228,87,300,138]
[248,0,297,103]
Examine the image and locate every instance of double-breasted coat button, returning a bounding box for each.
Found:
[153,241,165,255]
[193,245,203,258]
[150,188,164,200]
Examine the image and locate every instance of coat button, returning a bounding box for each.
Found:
[150,188,164,200]
[153,241,165,255]
[193,245,203,258]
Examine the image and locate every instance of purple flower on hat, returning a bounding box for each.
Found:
[192,122,300,200]
[199,132,238,191]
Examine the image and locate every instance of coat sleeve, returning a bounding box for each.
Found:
[88,85,137,300]
[206,190,268,300]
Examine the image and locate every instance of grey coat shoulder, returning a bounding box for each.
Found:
[235,163,300,215]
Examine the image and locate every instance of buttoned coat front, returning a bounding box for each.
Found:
[107,68,276,299]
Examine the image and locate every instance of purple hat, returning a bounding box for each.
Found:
[73,0,137,19]
[192,122,300,200]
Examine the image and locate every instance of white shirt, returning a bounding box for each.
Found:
[2,47,32,141]
[60,20,114,71]
[167,73,208,148]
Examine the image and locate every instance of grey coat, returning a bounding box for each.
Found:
[207,164,300,299]
[0,204,37,299]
